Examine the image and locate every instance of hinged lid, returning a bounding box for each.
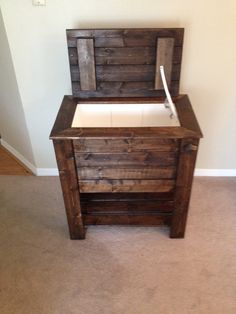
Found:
[67,28,184,98]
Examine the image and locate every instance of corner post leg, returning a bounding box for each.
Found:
[170,138,199,238]
[53,140,86,239]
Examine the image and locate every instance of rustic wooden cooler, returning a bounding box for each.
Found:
[50,28,202,239]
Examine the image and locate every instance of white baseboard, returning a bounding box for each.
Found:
[1,139,37,175]
[194,169,236,177]
[36,168,59,176]
[1,139,236,177]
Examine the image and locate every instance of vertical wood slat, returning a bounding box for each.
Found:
[53,140,86,239]
[77,38,96,91]
[155,38,175,90]
[170,138,199,238]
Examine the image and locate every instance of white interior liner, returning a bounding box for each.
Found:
[72,103,180,128]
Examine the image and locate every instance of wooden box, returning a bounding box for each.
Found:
[50,28,202,239]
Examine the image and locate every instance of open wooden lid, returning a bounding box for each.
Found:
[67,28,184,98]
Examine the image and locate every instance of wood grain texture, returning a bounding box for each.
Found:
[67,28,184,97]
[53,140,85,239]
[70,64,181,82]
[77,38,96,90]
[170,138,199,238]
[81,200,174,213]
[73,138,179,153]
[83,212,172,226]
[75,151,178,167]
[50,28,202,239]
[80,192,175,202]
[77,166,176,180]
[67,28,184,47]
[155,38,175,89]
[68,46,182,66]
[79,179,175,193]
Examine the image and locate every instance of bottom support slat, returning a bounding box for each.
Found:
[83,213,172,226]
[81,200,174,213]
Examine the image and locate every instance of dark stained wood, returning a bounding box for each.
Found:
[67,28,184,98]
[170,138,199,238]
[81,200,174,213]
[83,212,172,226]
[69,46,182,66]
[175,95,203,137]
[80,192,175,202]
[77,38,96,90]
[73,138,179,153]
[50,96,77,138]
[53,140,85,239]
[77,166,176,180]
[70,64,181,82]
[95,47,155,65]
[75,151,178,167]
[67,28,184,47]
[79,179,175,193]
[50,28,202,239]
[71,82,179,98]
[155,38,175,89]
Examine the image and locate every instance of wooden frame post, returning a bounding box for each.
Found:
[53,139,85,239]
[170,138,199,238]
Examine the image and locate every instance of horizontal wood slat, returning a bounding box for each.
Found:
[71,82,179,97]
[67,28,184,47]
[81,200,174,213]
[83,212,172,225]
[79,179,175,193]
[73,138,179,153]
[77,167,176,180]
[69,47,182,66]
[70,64,181,82]
[80,192,175,202]
[75,151,177,167]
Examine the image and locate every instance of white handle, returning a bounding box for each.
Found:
[160,65,178,119]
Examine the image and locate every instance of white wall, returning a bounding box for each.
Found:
[0,8,35,165]
[0,0,236,170]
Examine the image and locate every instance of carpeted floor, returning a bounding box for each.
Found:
[0,176,236,314]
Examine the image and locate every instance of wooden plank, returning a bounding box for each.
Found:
[97,81,154,91]
[170,138,199,238]
[97,64,154,82]
[50,96,77,138]
[95,47,156,65]
[80,192,175,202]
[155,38,175,90]
[81,200,174,213]
[83,212,172,226]
[77,167,176,180]
[79,179,175,193]
[77,38,96,90]
[73,138,179,153]
[95,46,181,65]
[53,140,85,239]
[75,151,178,167]
[175,95,203,137]
[61,125,197,140]
[71,81,180,98]
[95,37,125,47]
[70,63,181,82]
[67,28,184,46]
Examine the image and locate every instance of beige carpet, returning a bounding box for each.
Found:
[0,176,236,314]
